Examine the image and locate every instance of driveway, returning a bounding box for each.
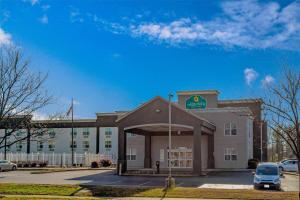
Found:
[0,170,298,192]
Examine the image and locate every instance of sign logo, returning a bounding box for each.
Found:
[186,95,207,109]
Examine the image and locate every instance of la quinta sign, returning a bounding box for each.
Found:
[186,95,207,109]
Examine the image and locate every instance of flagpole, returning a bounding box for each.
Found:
[71,98,74,166]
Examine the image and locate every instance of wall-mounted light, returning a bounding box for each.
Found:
[155,109,161,113]
[177,130,181,135]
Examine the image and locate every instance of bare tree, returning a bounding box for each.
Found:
[263,67,300,173]
[0,45,53,156]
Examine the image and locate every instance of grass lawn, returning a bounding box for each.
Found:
[0,183,298,200]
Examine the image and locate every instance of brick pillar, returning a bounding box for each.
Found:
[207,134,215,168]
[193,126,202,175]
[117,127,127,174]
[144,134,151,168]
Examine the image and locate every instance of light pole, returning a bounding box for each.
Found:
[166,93,175,188]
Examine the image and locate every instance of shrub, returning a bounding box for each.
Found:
[39,162,48,168]
[31,163,37,167]
[100,159,112,167]
[23,163,30,168]
[91,161,99,168]
[248,158,259,169]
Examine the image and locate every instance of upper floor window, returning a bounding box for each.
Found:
[82,128,90,138]
[48,130,56,138]
[224,122,237,136]
[224,148,237,161]
[70,129,77,137]
[105,128,112,138]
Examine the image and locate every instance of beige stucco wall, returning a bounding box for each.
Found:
[127,134,145,169]
[193,110,253,169]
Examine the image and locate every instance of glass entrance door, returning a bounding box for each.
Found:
[168,147,192,168]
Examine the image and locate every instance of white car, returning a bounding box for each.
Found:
[0,160,17,171]
[253,163,281,190]
[278,159,298,172]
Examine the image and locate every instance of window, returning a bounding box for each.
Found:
[82,128,90,138]
[128,133,136,137]
[16,131,23,137]
[37,141,43,151]
[70,141,77,148]
[105,140,112,149]
[82,141,89,149]
[48,141,55,151]
[126,148,137,161]
[16,141,23,152]
[224,122,237,136]
[168,148,193,168]
[224,148,237,161]
[48,130,56,138]
[105,128,112,138]
[70,129,77,137]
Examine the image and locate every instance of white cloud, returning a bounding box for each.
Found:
[244,68,258,86]
[127,0,300,50]
[261,75,275,87]
[23,0,39,6]
[41,4,51,11]
[69,8,84,23]
[39,14,48,24]
[0,28,12,46]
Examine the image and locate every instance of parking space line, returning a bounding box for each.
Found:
[139,181,152,186]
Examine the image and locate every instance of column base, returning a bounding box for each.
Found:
[165,177,176,189]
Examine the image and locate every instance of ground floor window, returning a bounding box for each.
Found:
[105,140,112,149]
[126,148,137,161]
[168,147,192,168]
[224,148,237,161]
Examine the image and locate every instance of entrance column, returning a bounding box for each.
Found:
[193,126,202,175]
[144,133,151,168]
[117,126,127,174]
[208,134,215,168]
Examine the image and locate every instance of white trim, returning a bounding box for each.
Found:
[177,90,219,95]
[124,123,194,131]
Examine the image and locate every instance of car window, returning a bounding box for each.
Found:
[256,166,278,175]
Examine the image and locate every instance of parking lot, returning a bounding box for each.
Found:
[0,169,298,192]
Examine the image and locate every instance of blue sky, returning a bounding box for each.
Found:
[0,0,300,118]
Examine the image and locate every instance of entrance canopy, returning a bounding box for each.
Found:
[116,96,216,175]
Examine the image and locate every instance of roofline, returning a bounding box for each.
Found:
[218,98,263,104]
[31,119,96,123]
[192,107,253,114]
[116,96,216,130]
[176,90,219,96]
[96,112,128,117]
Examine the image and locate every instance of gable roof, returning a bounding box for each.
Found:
[116,96,215,130]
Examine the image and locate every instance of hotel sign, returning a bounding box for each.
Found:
[186,95,207,109]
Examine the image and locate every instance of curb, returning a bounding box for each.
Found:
[283,172,299,176]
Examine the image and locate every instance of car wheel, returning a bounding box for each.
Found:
[12,166,16,171]
[254,185,259,190]
[279,166,284,172]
